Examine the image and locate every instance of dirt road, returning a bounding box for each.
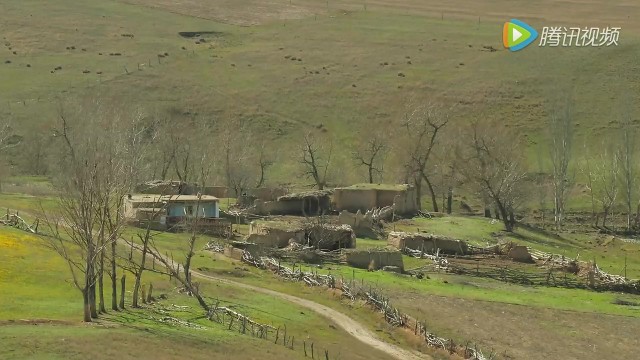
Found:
[191,269,428,360]
[19,209,426,360]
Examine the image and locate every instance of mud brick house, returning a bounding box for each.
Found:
[333,184,418,215]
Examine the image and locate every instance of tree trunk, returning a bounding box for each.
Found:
[147,283,153,303]
[120,275,126,309]
[132,272,142,308]
[422,173,439,212]
[111,240,118,311]
[368,166,374,184]
[89,282,98,319]
[446,187,453,214]
[484,207,491,218]
[82,288,92,323]
[414,177,422,211]
[98,250,106,313]
[496,201,512,232]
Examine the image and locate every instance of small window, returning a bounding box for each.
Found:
[185,206,194,215]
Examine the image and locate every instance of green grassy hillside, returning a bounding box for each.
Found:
[2,0,638,184]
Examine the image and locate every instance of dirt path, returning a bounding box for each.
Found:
[8,209,426,360]
[190,269,428,360]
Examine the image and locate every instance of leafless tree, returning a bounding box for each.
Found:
[581,143,597,224]
[0,119,20,191]
[400,102,450,212]
[457,121,528,232]
[549,96,574,230]
[300,132,333,190]
[119,202,170,308]
[0,119,19,151]
[590,146,620,228]
[42,99,151,321]
[352,130,387,183]
[617,101,636,230]
[255,141,274,188]
[535,144,550,228]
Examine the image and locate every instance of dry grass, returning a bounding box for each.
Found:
[120,0,640,30]
[394,293,640,360]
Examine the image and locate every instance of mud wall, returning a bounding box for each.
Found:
[388,232,468,255]
[345,250,404,271]
[334,189,378,212]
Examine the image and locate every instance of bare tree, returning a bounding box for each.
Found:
[535,144,550,228]
[617,102,636,230]
[300,132,333,190]
[352,131,387,183]
[0,119,20,191]
[581,143,597,225]
[549,96,574,230]
[400,102,449,212]
[0,119,19,151]
[255,141,274,188]
[42,99,150,321]
[591,146,620,228]
[119,202,170,308]
[458,121,528,232]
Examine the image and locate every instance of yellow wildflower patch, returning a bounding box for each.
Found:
[0,233,25,250]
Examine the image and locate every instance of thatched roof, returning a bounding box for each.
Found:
[277,189,333,201]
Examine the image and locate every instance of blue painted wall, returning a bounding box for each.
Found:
[167,202,219,218]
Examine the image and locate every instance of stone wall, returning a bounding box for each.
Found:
[345,250,404,271]
[387,232,468,255]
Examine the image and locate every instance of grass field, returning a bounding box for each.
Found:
[2,0,639,184]
[182,240,640,360]
[0,226,403,360]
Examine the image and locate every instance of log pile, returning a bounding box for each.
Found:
[1,212,38,233]
[403,247,449,269]
[208,304,276,339]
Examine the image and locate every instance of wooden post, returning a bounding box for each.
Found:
[119,274,126,309]
[147,283,153,303]
[283,324,287,345]
[141,284,147,304]
[311,343,315,359]
[304,341,307,357]
[274,327,280,344]
[325,350,329,360]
